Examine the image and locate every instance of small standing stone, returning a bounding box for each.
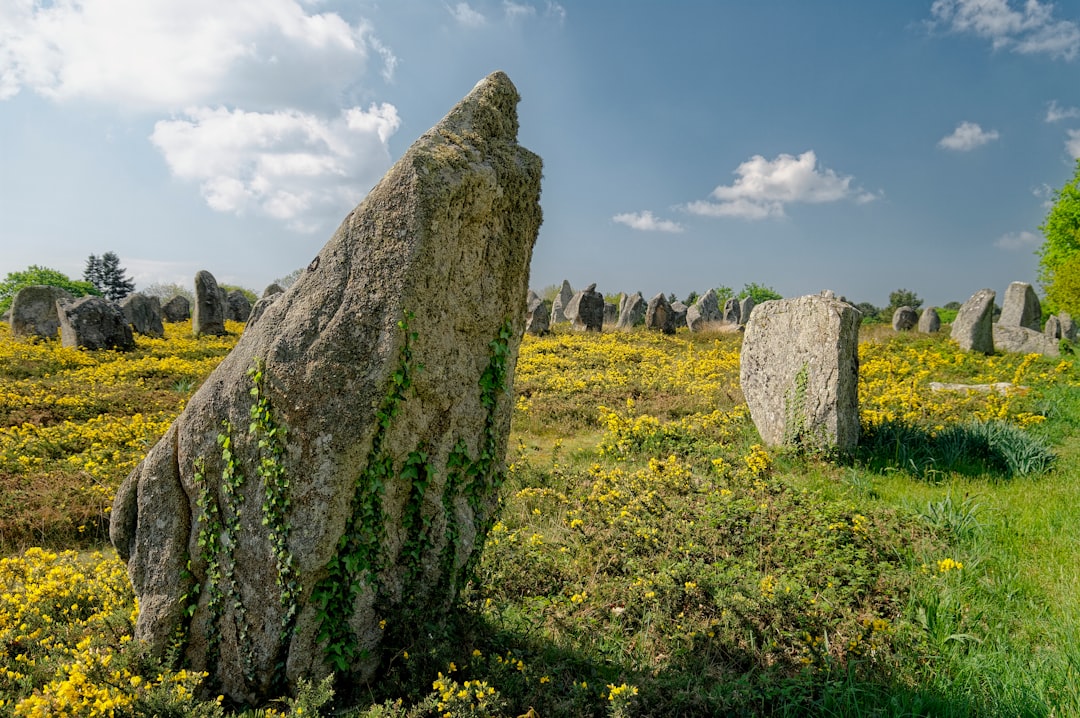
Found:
[570,284,604,332]
[670,301,688,329]
[645,293,676,335]
[1059,312,1077,341]
[722,297,741,325]
[950,289,995,354]
[524,296,550,336]
[120,293,165,338]
[161,296,191,323]
[687,288,721,332]
[998,281,1042,330]
[892,306,918,331]
[1044,315,1062,340]
[192,271,228,336]
[917,307,941,333]
[57,296,136,351]
[616,292,646,330]
[225,290,253,323]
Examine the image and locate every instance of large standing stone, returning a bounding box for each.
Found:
[193,271,228,336]
[58,296,136,351]
[549,280,573,324]
[110,71,542,705]
[687,288,721,332]
[950,289,995,354]
[740,294,861,454]
[891,306,918,331]
[615,292,646,330]
[162,296,191,323]
[10,285,73,339]
[998,281,1041,330]
[918,307,941,333]
[569,284,603,332]
[120,293,165,338]
[524,295,549,336]
[226,290,253,323]
[993,324,1059,356]
[722,297,741,325]
[645,293,676,335]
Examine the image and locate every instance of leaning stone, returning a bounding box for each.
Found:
[1045,315,1062,340]
[740,293,861,454]
[57,296,135,351]
[225,290,253,323]
[645,293,676,334]
[1059,312,1077,342]
[524,296,549,336]
[120,293,165,338]
[162,296,191,323]
[722,297,740,325]
[570,284,604,332]
[10,285,73,339]
[892,306,918,331]
[950,289,995,354]
[993,324,1059,357]
[738,296,756,325]
[549,280,573,324]
[109,71,542,704]
[998,281,1042,330]
[193,271,228,336]
[918,307,941,333]
[616,292,646,330]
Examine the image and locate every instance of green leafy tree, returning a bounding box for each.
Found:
[220,284,258,305]
[1046,252,1080,318]
[684,290,700,306]
[274,267,304,289]
[141,281,194,304]
[854,302,882,323]
[737,282,782,304]
[1038,158,1080,313]
[84,252,135,301]
[887,288,922,313]
[0,265,100,315]
[714,285,735,304]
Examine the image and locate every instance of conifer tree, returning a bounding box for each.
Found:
[84,251,135,301]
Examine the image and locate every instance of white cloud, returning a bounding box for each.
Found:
[151,103,401,231]
[1046,100,1080,123]
[938,121,1000,151]
[0,0,396,110]
[612,211,684,233]
[449,3,487,27]
[994,230,1042,250]
[1068,129,1080,158]
[930,0,1080,60]
[545,2,567,24]
[504,1,537,21]
[684,150,875,220]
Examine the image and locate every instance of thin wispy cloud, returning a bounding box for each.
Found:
[1046,100,1080,123]
[449,3,488,27]
[684,150,877,220]
[1068,129,1080,158]
[930,0,1080,60]
[994,230,1042,250]
[613,211,684,233]
[938,121,1000,151]
[503,1,537,21]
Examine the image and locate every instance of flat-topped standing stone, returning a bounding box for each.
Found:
[162,295,191,322]
[645,292,676,334]
[110,71,543,705]
[998,281,1041,330]
[892,306,918,331]
[192,271,228,336]
[951,289,995,354]
[121,293,165,338]
[616,292,646,330]
[549,280,573,324]
[10,285,74,339]
[740,294,861,454]
[58,296,136,351]
[918,307,941,333]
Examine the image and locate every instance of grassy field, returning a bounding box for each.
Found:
[0,320,1077,716]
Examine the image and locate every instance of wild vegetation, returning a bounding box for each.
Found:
[0,319,1078,716]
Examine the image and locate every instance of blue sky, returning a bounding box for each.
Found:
[2,0,1079,308]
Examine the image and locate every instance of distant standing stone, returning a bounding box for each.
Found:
[225,290,252,323]
[687,288,721,332]
[262,283,285,298]
[722,297,740,325]
[571,284,604,332]
[740,293,861,454]
[616,292,646,330]
[58,296,136,351]
[161,296,191,323]
[670,301,688,329]
[645,293,676,335]
[738,296,756,325]
[549,280,574,324]
[1060,312,1077,341]
[998,281,1042,330]
[10,285,73,339]
[1044,315,1062,340]
[604,302,618,326]
[892,306,918,331]
[917,307,941,333]
[524,295,550,336]
[120,293,165,338]
[951,289,995,354]
[192,270,228,336]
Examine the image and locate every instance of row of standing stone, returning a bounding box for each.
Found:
[525,281,755,336]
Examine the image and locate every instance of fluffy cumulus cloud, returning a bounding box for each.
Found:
[612,211,684,233]
[994,230,1042,250]
[930,0,1080,60]
[0,0,403,230]
[151,104,400,231]
[684,151,877,220]
[938,121,1000,151]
